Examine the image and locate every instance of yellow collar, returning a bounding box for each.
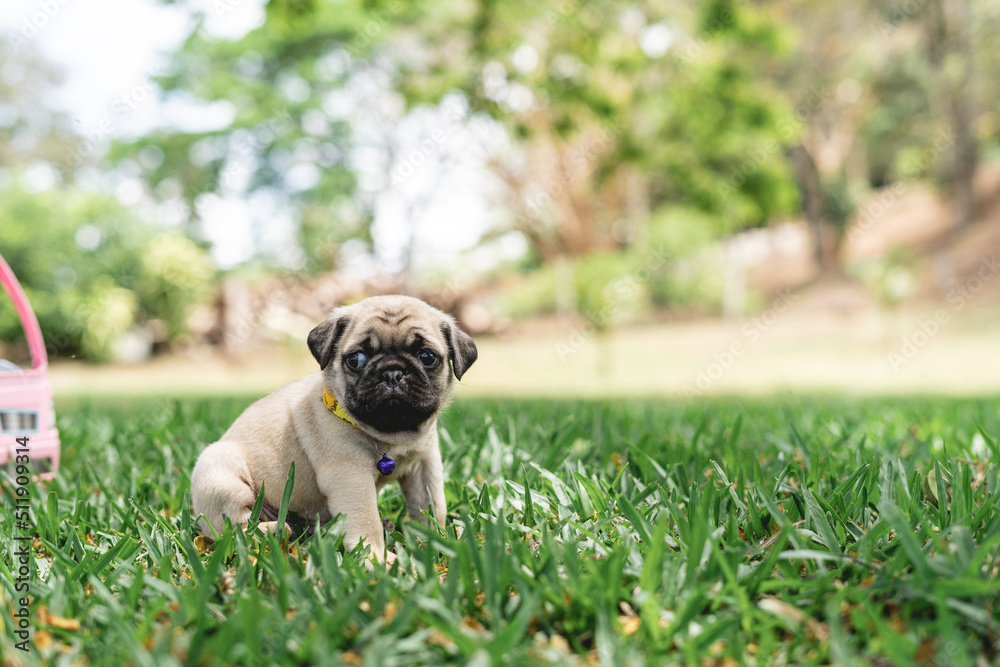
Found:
[322,388,360,429]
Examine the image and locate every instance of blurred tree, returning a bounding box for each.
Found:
[754,0,887,271]
[126,0,801,277]
[0,42,79,181]
[922,0,978,230]
[391,0,800,257]
[0,41,215,363]
[773,0,1000,261]
[117,0,1000,312]
[111,0,401,274]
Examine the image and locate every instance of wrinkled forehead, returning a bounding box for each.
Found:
[343,309,445,353]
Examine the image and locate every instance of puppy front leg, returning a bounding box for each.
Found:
[400,453,447,527]
[322,475,388,564]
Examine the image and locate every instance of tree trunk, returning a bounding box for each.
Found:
[928,0,978,231]
[947,0,977,229]
[788,144,826,271]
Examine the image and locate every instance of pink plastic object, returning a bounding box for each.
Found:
[0,252,60,480]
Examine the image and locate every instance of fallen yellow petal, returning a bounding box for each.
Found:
[44,614,81,631]
[618,615,641,636]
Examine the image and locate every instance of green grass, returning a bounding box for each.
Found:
[3,395,1000,665]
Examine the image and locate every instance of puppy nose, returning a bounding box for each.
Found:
[382,369,404,385]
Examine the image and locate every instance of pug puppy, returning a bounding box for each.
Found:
[190,295,477,563]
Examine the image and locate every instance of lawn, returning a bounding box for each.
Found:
[2,395,999,665]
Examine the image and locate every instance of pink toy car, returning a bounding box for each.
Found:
[0,253,60,480]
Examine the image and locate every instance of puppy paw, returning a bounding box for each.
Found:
[255,520,293,537]
[360,547,398,572]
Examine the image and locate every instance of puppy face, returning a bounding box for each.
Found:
[307,295,477,433]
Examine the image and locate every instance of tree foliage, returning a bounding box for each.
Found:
[111,1,390,273]
[114,0,1000,280]
[120,0,805,271]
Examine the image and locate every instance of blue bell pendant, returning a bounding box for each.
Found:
[376,454,395,475]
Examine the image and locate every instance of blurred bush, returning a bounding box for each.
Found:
[502,254,648,325]
[500,206,726,324]
[0,185,214,362]
[572,251,653,331]
[137,234,215,339]
[500,265,560,320]
[646,207,726,311]
[847,250,918,308]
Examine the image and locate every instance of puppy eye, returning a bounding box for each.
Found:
[417,349,439,368]
[345,351,368,370]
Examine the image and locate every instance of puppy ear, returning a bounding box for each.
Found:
[442,320,478,381]
[308,316,348,370]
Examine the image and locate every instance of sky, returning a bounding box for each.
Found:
[0,0,506,274]
[1,0,233,135]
